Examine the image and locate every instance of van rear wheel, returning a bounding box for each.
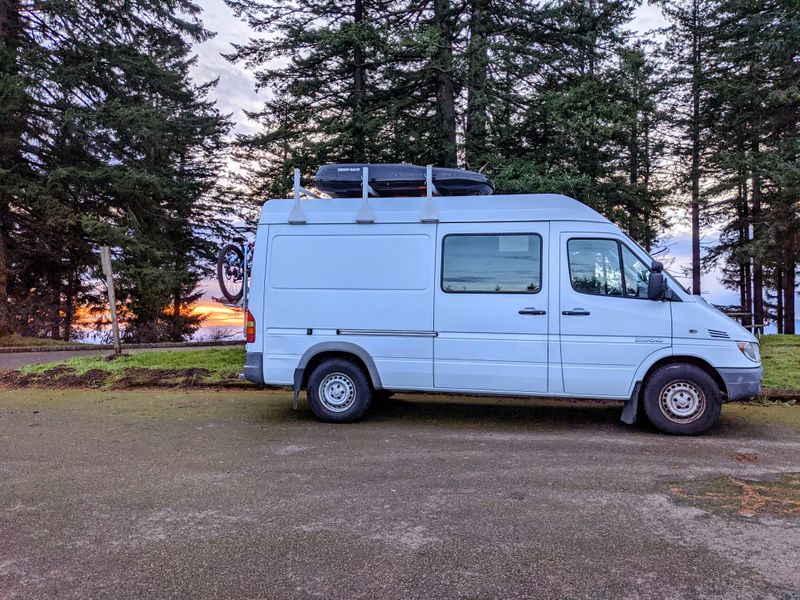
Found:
[642,364,722,435]
[307,358,372,423]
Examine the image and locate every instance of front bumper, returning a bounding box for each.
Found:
[719,366,763,402]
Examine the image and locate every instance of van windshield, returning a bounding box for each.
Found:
[623,235,690,295]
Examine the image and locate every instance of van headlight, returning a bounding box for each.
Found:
[736,341,760,363]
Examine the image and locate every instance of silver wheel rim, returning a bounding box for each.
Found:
[318,373,357,413]
[659,381,706,424]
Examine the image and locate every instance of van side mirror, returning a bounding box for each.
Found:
[648,261,667,301]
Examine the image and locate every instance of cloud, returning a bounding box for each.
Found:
[655,230,741,305]
[631,2,668,34]
[192,0,265,135]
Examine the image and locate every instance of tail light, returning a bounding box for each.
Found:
[245,309,256,343]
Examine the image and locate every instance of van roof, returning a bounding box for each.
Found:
[259,194,611,225]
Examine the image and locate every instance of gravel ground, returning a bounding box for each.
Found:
[0,389,798,600]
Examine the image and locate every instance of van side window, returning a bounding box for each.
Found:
[568,238,650,298]
[442,234,542,293]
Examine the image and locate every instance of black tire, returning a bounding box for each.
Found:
[307,358,373,423]
[217,243,245,303]
[642,364,722,435]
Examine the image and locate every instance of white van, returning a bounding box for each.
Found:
[242,192,762,435]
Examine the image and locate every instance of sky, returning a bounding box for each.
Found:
[185,1,783,335]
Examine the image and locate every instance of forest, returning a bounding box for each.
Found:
[0,0,798,342]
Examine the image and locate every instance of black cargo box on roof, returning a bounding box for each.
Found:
[314,163,494,198]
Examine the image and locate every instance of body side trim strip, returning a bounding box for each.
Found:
[336,329,438,337]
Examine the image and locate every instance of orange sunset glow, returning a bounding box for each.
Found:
[192,300,243,327]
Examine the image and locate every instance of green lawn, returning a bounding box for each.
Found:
[759,334,800,391]
[9,335,800,394]
[19,347,246,387]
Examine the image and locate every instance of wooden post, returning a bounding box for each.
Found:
[100,246,122,355]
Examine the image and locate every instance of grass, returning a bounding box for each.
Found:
[759,334,800,391]
[7,334,800,394]
[0,334,81,348]
[18,346,245,386]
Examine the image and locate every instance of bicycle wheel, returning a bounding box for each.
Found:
[217,243,246,302]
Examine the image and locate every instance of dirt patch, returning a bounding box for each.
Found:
[0,366,244,389]
[759,388,800,402]
[114,367,223,388]
[669,472,800,519]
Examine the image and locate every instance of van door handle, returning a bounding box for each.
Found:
[519,308,546,315]
[562,309,591,316]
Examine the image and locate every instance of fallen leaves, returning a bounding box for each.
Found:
[668,473,800,518]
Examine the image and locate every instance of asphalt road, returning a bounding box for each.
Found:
[0,389,798,599]
[0,345,231,371]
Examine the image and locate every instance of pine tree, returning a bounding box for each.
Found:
[487,1,670,246]
[225,0,399,203]
[658,0,716,295]
[1,0,230,341]
[702,0,799,332]
[0,0,28,336]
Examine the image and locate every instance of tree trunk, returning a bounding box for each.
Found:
[465,0,489,168]
[173,288,182,342]
[785,258,796,335]
[49,271,60,339]
[63,271,75,342]
[737,178,746,318]
[629,97,640,240]
[352,0,366,162]
[433,0,457,167]
[737,163,753,329]
[751,150,764,332]
[738,262,747,318]
[689,0,702,295]
[776,266,784,335]
[642,111,653,249]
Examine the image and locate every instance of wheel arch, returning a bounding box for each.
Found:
[639,355,727,399]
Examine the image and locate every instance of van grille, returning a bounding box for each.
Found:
[708,329,730,339]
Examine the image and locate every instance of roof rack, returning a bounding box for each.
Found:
[287,168,318,224]
[289,165,440,225]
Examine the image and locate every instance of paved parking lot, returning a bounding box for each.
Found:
[1,389,798,599]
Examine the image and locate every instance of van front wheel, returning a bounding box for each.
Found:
[307,359,372,423]
[642,364,722,435]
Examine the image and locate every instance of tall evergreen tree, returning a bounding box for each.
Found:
[1,0,230,341]
[225,0,398,203]
[702,0,799,331]
[658,0,715,294]
[488,1,671,247]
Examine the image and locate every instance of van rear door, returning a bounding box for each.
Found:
[433,223,549,393]
[558,233,671,397]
